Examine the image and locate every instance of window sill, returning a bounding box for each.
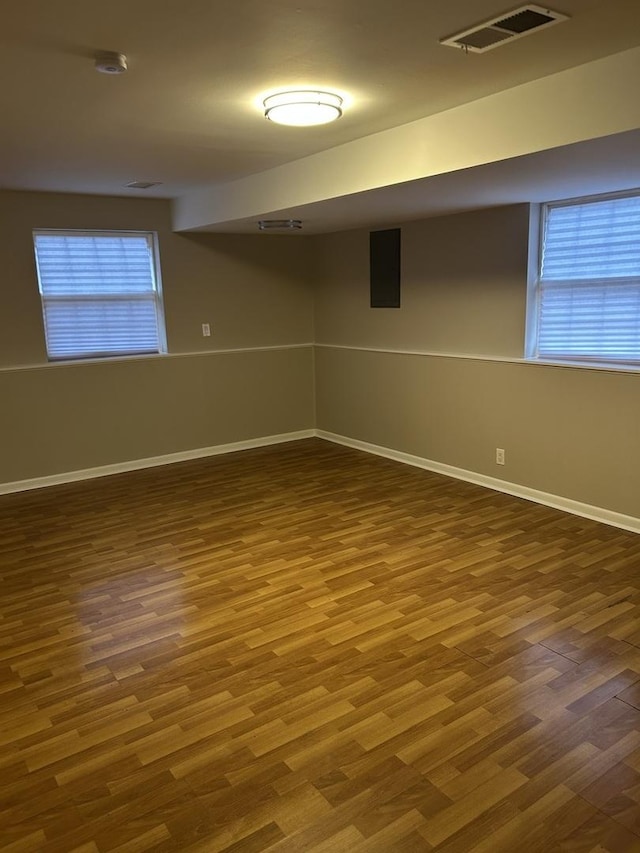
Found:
[526,356,640,375]
[46,351,166,367]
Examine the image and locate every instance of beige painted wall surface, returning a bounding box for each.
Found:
[313,205,529,357]
[0,191,314,483]
[1,349,313,483]
[162,232,314,353]
[315,347,640,518]
[313,205,640,520]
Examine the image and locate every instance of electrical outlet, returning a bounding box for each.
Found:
[496,447,505,465]
[202,323,211,337]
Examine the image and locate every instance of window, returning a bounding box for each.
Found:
[527,191,640,367]
[33,230,166,360]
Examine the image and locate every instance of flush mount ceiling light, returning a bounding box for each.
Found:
[263,91,343,126]
[258,219,303,231]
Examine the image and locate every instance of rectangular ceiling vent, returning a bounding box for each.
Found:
[125,180,162,190]
[440,5,569,54]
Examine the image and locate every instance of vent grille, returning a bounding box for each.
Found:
[258,219,303,231]
[440,5,569,53]
[125,181,162,190]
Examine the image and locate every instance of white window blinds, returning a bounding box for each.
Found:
[535,194,640,364]
[33,231,164,360]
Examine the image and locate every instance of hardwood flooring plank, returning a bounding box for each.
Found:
[2,438,640,851]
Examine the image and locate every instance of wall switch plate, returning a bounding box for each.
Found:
[496,448,505,465]
[202,323,211,337]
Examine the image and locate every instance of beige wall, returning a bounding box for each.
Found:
[313,205,530,357]
[313,205,640,520]
[2,350,313,483]
[0,191,314,483]
[2,191,638,523]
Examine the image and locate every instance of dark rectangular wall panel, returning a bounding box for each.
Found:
[370,228,401,308]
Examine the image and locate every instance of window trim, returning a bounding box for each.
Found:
[525,189,640,370]
[33,229,167,362]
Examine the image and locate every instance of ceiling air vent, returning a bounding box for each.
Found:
[258,219,303,231]
[125,181,162,190]
[440,5,569,54]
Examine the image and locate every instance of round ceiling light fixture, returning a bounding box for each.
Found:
[263,91,343,127]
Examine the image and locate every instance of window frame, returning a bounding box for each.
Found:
[33,228,167,362]
[525,190,640,371]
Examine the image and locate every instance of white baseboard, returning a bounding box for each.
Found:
[5,428,638,534]
[315,430,640,535]
[0,430,315,495]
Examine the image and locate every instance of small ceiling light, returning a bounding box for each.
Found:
[258,219,303,231]
[263,91,343,127]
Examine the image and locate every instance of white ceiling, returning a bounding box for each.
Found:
[3,0,640,233]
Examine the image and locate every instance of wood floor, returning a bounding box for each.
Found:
[2,438,640,852]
